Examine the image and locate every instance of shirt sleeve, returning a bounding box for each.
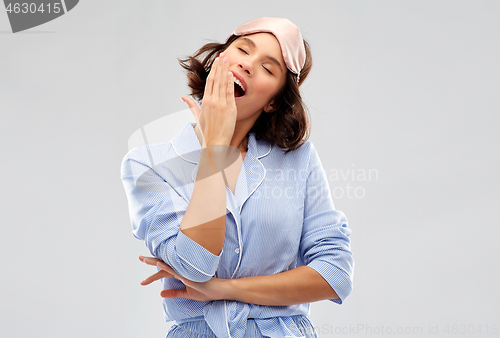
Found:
[299,143,354,304]
[120,146,223,283]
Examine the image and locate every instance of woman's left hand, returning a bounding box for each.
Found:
[138,256,229,302]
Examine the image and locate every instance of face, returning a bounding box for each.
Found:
[218,32,288,123]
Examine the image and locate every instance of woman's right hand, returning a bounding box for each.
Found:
[181,52,237,147]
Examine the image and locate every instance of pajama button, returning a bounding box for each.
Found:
[235,248,240,254]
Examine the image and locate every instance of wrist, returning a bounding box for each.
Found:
[223,278,239,301]
[205,139,231,147]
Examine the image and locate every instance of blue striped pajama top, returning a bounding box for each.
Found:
[120,122,354,338]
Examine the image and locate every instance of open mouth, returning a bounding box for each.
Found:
[232,75,246,99]
[234,81,245,98]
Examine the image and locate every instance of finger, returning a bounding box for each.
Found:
[140,270,173,286]
[211,56,222,102]
[156,262,190,283]
[218,56,229,103]
[226,70,235,107]
[160,288,188,299]
[139,256,162,266]
[157,261,178,276]
[215,54,229,102]
[204,57,218,99]
[181,96,201,121]
[156,267,202,295]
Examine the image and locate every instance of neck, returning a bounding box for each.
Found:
[231,123,249,154]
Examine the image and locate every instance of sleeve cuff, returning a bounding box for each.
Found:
[174,230,223,282]
[307,259,353,304]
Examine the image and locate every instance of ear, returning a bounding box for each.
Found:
[263,99,278,113]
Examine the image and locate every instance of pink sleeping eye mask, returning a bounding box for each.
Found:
[232,17,306,83]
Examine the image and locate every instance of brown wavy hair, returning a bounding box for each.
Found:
[178,34,313,153]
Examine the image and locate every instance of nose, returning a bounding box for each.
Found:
[238,59,253,76]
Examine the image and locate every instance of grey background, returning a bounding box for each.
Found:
[1,1,499,337]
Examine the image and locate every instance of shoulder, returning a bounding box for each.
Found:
[267,139,317,166]
[121,122,195,170]
[120,141,176,181]
[122,141,174,165]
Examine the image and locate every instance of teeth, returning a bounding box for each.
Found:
[233,78,245,92]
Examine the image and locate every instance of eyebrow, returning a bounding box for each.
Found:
[240,37,284,73]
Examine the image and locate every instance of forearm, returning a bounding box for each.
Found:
[180,144,240,256]
[225,266,339,306]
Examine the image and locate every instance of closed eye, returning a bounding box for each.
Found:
[238,47,273,75]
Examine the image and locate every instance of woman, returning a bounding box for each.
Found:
[121,17,354,338]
